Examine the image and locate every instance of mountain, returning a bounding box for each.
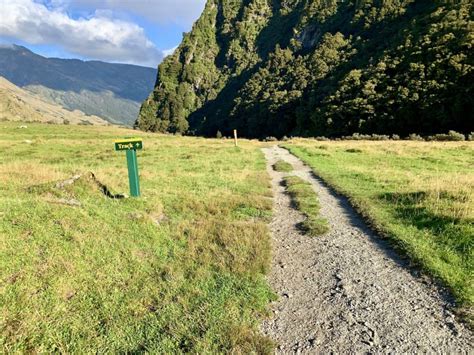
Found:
[136,0,473,138]
[0,76,107,125]
[0,45,157,126]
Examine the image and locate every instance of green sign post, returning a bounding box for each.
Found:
[115,138,143,197]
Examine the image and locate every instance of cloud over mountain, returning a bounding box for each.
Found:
[0,0,165,67]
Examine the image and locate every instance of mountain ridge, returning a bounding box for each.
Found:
[0,45,157,125]
[0,76,108,125]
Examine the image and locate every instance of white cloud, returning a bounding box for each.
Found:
[0,0,164,67]
[66,0,207,27]
[163,45,178,57]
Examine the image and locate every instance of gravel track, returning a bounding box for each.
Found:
[261,146,472,354]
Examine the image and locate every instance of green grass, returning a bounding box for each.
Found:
[284,176,329,236]
[284,140,474,313]
[272,160,293,173]
[0,122,275,353]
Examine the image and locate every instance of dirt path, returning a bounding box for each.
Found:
[261,146,472,353]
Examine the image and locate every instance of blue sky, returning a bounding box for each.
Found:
[0,0,206,67]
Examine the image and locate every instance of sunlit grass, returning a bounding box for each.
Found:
[284,140,474,314]
[0,122,275,353]
[284,176,329,236]
[272,160,293,173]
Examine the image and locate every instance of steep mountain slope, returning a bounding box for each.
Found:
[0,76,107,125]
[0,45,157,125]
[137,0,473,138]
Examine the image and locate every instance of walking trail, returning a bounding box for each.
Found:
[261,146,472,353]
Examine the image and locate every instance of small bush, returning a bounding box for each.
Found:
[265,136,278,142]
[216,130,223,139]
[448,130,465,141]
[468,132,474,141]
[428,131,465,141]
[342,133,369,140]
[370,134,390,141]
[346,148,363,153]
[281,136,290,142]
[341,133,390,141]
[392,134,400,140]
[63,119,70,125]
[315,136,330,141]
[407,133,424,141]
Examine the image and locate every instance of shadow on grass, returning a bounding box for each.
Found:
[379,191,472,258]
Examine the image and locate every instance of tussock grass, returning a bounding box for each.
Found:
[0,122,274,353]
[284,140,474,313]
[284,176,329,236]
[273,160,293,172]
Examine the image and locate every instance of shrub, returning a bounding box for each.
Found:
[315,136,330,141]
[346,148,363,153]
[468,132,474,141]
[281,136,290,142]
[448,130,465,141]
[370,134,390,141]
[216,130,223,139]
[407,133,424,141]
[63,119,70,125]
[342,133,390,141]
[392,134,400,140]
[265,136,278,142]
[427,131,465,141]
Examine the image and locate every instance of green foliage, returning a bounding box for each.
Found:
[427,130,466,141]
[138,0,473,138]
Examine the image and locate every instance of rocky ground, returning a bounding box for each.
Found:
[261,146,472,354]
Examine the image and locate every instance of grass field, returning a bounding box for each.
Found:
[0,122,274,353]
[284,140,473,313]
[2,122,473,352]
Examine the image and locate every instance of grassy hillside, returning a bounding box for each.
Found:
[0,77,107,125]
[0,45,157,126]
[137,0,473,138]
[25,85,140,126]
[284,140,474,313]
[0,123,274,353]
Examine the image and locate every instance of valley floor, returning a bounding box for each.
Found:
[262,146,472,353]
[0,122,273,353]
[1,122,472,353]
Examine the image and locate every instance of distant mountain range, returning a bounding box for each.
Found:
[0,45,157,125]
[0,76,107,125]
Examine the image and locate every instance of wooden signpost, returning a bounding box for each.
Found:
[114,138,143,197]
[234,129,238,147]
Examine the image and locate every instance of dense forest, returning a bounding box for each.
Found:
[136,0,473,138]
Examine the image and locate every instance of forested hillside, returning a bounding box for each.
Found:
[137,0,473,138]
